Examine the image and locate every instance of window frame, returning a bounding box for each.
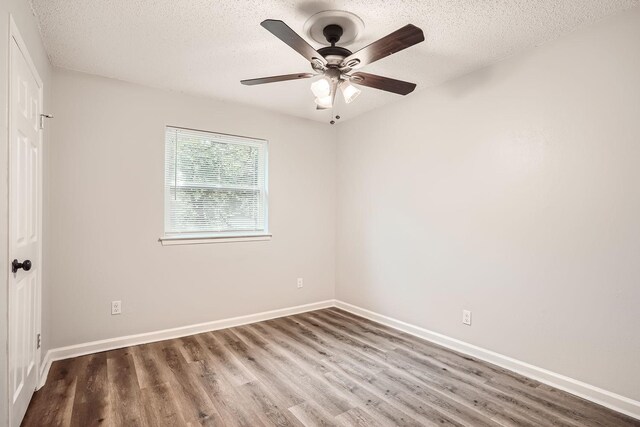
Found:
[160,125,271,245]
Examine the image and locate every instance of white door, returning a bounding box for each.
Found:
[8,19,43,427]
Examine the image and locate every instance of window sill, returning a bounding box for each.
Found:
[159,234,272,246]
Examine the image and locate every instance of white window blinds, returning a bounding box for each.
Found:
[164,126,268,238]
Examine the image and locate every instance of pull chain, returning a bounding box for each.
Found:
[330,106,341,125]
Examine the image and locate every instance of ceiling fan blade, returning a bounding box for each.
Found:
[349,72,417,95]
[241,73,314,86]
[261,20,327,66]
[340,24,424,69]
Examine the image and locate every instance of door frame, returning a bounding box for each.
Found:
[7,14,44,424]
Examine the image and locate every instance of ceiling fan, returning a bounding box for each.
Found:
[241,17,425,114]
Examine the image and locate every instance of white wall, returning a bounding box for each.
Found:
[1,2,52,424]
[336,8,640,402]
[48,69,337,348]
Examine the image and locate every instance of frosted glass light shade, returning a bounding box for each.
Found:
[315,95,333,109]
[340,81,361,104]
[311,78,331,98]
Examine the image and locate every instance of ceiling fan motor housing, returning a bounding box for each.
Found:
[317,46,352,65]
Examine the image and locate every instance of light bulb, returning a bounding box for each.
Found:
[315,95,333,109]
[310,78,331,98]
[340,81,361,104]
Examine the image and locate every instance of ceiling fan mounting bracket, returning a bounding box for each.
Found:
[304,10,365,47]
[323,24,343,45]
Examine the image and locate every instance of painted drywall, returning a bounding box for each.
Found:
[0,2,52,424]
[336,7,640,402]
[48,69,337,348]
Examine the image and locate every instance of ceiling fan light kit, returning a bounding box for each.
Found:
[340,81,361,104]
[241,11,425,123]
[310,77,331,98]
[315,96,333,109]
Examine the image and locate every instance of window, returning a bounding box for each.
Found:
[163,126,268,243]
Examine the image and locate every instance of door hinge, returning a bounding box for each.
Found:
[37,333,41,349]
[39,113,53,130]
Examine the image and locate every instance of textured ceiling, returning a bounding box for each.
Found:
[32,0,639,123]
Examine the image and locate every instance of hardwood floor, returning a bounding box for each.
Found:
[23,308,639,426]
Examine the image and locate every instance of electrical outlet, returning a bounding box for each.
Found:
[297,278,304,288]
[462,310,471,326]
[111,301,122,315]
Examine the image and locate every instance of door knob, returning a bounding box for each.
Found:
[11,259,32,273]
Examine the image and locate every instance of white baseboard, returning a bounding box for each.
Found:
[37,298,640,420]
[37,299,334,389]
[334,300,640,421]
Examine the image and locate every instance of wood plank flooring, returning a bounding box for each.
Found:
[22,308,639,426]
